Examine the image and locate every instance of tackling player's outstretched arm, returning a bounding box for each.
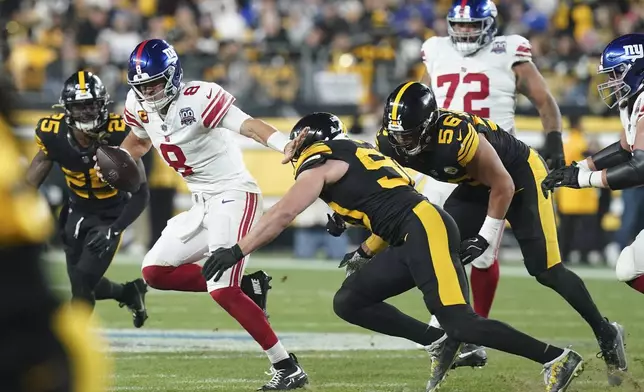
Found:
[514,61,565,168]
[571,120,644,190]
[201,159,349,282]
[25,150,53,188]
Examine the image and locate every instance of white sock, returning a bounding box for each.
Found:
[429,314,442,329]
[265,340,289,364]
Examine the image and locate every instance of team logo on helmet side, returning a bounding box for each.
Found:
[623,44,644,61]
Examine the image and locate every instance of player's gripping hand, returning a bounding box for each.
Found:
[202,245,244,281]
[92,155,110,186]
[87,226,121,258]
[541,164,581,198]
[339,246,372,277]
[460,234,489,265]
[326,213,346,237]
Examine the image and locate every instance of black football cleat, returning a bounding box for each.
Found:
[242,270,272,319]
[119,278,148,328]
[597,321,627,386]
[260,353,308,390]
[451,343,488,369]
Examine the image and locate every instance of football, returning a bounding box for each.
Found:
[95,146,141,193]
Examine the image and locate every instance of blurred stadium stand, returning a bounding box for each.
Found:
[3,0,643,263]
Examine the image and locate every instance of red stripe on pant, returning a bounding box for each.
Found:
[229,193,257,287]
[234,193,258,286]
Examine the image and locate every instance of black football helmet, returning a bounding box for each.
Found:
[289,112,347,161]
[382,81,439,156]
[56,71,111,137]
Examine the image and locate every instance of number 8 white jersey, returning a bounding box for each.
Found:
[123,81,260,195]
[421,35,532,134]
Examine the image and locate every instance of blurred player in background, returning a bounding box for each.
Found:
[543,33,644,295]
[417,0,565,361]
[109,39,307,390]
[26,71,149,328]
[0,74,109,392]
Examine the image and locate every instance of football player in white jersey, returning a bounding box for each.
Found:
[417,0,565,365]
[112,39,308,390]
[544,33,644,301]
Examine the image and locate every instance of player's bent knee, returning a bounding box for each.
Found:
[68,269,98,303]
[209,286,243,311]
[534,262,564,286]
[333,287,362,322]
[142,265,165,289]
[434,304,479,342]
[615,245,643,282]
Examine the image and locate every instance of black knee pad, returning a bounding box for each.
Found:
[535,263,566,288]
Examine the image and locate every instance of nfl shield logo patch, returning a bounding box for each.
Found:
[179,107,196,126]
[492,41,506,54]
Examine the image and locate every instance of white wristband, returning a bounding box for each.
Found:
[576,159,590,171]
[589,171,605,188]
[266,132,290,153]
[478,216,505,244]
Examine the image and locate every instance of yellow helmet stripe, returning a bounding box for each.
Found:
[78,71,86,93]
[390,81,415,121]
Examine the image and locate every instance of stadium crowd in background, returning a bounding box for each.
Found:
[1,0,642,114]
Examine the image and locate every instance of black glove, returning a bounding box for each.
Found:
[326,213,346,237]
[460,234,489,265]
[86,226,121,259]
[541,165,580,198]
[202,245,244,282]
[339,246,372,277]
[542,131,565,171]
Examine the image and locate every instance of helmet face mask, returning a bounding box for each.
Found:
[129,65,180,112]
[58,71,110,137]
[596,33,644,109]
[66,99,107,135]
[386,111,437,156]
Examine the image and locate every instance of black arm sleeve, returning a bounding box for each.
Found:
[111,182,150,232]
[605,149,644,190]
[591,141,632,170]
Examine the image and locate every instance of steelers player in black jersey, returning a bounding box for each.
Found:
[370,81,626,386]
[0,74,109,392]
[25,71,149,328]
[199,112,585,392]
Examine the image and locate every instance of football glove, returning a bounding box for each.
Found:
[202,245,244,282]
[541,164,580,198]
[326,213,346,237]
[339,246,372,277]
[86,226,121,259]
[460,234,489,265]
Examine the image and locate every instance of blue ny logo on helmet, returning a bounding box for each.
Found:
[598,33,644,109]
[127,39,184,112]
[447,0,498,55]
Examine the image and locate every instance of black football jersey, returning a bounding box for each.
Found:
[294,138,424,244]
[376,109,530,186]
[34,113,130,210]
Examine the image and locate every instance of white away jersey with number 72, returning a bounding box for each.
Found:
[122,81,260,195]
[421,35,532,134]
